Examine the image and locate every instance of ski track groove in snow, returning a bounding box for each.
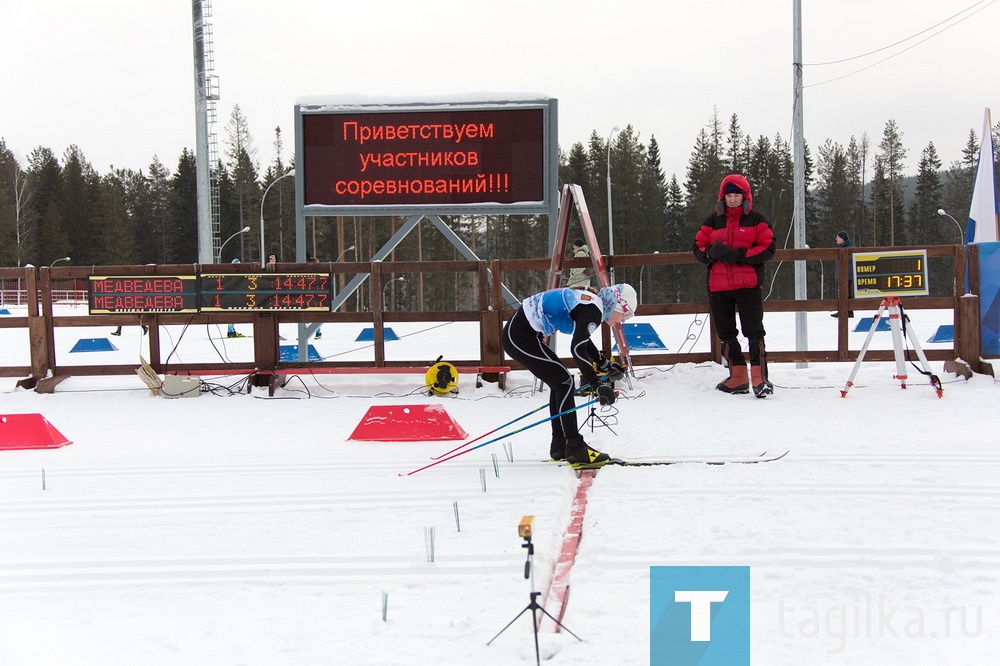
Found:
[574,546,1000,570]
[0,554,528,588]
[0,487,558,515]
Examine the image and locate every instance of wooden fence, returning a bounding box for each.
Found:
[0,244,988,392]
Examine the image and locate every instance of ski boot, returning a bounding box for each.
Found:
[549,434,566,462]
[565,435,611,469]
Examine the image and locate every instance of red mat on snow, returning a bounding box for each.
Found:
[0,413,73,450]
[348,404,468,441]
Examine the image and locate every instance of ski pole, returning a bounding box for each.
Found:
[429,402,550,460]
[400,399,598,477]
[428,381,610,460]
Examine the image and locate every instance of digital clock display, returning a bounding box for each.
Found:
[852,250,930,298]
[200,273,331,311]
[88,276,200,314]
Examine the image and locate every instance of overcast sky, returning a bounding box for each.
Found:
[2,0,996,185]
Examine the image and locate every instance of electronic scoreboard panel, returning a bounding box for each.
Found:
[200,273,331,311]
[852,250,929,298]
[89,276,200,314]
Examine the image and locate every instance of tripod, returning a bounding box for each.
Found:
[841,296,943,398]
[580,403,618,435]
[487,536,582,665]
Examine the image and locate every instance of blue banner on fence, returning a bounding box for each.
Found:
[650,566,750,665]
[978,242,1000,355]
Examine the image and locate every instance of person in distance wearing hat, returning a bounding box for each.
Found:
[832,231,855,319]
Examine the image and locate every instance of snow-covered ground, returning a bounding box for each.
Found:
[0,306,997,665]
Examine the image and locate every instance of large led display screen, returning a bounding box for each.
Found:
[298,103,552,214]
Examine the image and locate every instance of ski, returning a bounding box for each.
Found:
[566,450,788,468]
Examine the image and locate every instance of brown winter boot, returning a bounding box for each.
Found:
[751,365,773,398]
[716,364,750,394]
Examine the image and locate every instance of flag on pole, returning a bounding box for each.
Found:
[967,108,998,244]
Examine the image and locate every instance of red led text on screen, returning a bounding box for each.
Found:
[302,109,545,207]
[88,276,199,314]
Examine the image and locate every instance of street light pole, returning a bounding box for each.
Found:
[382,276,405,310]
[332,246,356,309]
[638,251,658,304]
[260,169,295,268]
[48,257,71,268]
[938,208,969,295]
[217,226,250,263]
[937,209,966,246]
[606,126,620,285]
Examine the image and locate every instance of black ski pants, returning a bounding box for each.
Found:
[709,287,767,366]
[501,308,580,441]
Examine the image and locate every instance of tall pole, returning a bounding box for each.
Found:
[792,0,809,365]
[260,171,295,268]
[606,126,620,285]
[191,0,213,264]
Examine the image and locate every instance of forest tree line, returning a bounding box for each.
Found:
[2,106,997,306]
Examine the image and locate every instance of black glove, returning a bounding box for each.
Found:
[596,359,627,381]
[596,384,616,406]
[706,242,728,261]
[721,247,746,264]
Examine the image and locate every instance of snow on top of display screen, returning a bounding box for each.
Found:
[294,92,553,112]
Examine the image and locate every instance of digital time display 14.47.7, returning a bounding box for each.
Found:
[200,273,331,311]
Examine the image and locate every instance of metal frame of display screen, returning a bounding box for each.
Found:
[294,96,557,216]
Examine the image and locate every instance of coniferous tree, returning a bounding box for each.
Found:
[815,139,854,255]
[60,145,102,265]
[26,146,69,265]
[636,135,668,301]
[744,135,773,208]
[169,149,198,262]
[262,126,293,260]
[586,130,610,249]
[560,143,589,191]
[145,157,174,263]
[993,121,1000,187]
[0,140,31,266]
[608,125,644,265]
[846,134,870,245]
[869,156,890,246]
[684,126,725,223]
[941,129,979,227]
[725,114,744,173]
[225,105,261,261]
[910,142,944,246]
[662,175,693,301]
[877,120,907,246]
[93,169,137,264]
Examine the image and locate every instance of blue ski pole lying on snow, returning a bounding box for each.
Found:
[399,398,598,476]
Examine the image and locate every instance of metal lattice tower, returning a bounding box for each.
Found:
[192,0,222,263]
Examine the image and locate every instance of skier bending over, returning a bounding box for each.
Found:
[502,284,636,467]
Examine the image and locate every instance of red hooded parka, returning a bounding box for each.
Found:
[692,174,776,293]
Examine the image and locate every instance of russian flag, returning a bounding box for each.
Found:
[967,108,998,244]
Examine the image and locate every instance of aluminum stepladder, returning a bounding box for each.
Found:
[841,296,943,398]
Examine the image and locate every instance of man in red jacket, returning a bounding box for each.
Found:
[693,174,776,397]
